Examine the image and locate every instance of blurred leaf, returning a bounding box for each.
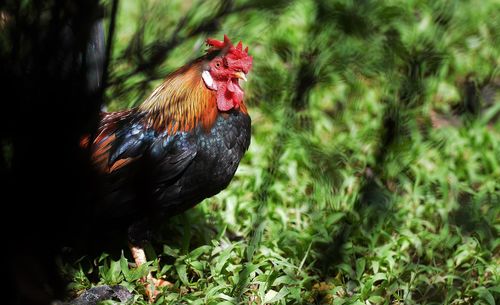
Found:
[368,295,385,304]
[176,264,189,286]
[355,258,366,280]
[263,287,289,303]
[472,287,495,305]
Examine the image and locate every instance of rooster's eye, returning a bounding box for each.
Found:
[215,61,221,68]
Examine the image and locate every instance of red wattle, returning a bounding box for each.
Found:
[215,79,244,111]
[216,83,234,111]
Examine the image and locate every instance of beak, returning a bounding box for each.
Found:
[234,71,247,82]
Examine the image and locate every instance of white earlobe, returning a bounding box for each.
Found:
[202,70,217,90]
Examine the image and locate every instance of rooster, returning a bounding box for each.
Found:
[83,35,252,298]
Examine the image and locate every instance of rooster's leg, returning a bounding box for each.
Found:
[128,221,171,301]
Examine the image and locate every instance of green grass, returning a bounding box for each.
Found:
[63,0,499,304]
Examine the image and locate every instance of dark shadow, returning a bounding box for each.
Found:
[0,1,106,304]
[451,192,498,248]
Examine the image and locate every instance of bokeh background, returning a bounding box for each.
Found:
[1,0,499,304]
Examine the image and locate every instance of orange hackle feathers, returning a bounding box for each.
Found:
[138,62,219,134]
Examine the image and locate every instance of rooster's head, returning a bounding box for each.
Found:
[202,34,253,111]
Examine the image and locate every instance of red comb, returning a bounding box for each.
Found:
[206,34,250,57]
[206,34,252,73]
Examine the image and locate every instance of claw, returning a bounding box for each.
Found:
[130,243,172,302]
[143,275,172,302]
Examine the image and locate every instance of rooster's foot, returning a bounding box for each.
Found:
[143,274,172,302]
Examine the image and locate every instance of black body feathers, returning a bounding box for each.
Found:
[91,108,251,226]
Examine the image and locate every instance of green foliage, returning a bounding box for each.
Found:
[63,0,499,304]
